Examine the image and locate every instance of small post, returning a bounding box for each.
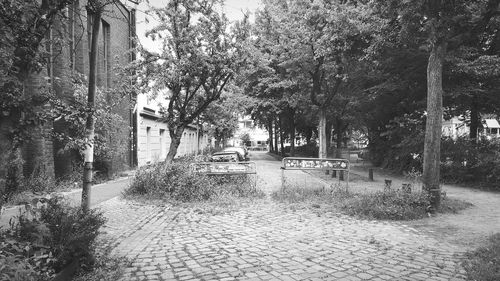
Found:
[339,170,344,181]
[369,168,374,181]
[384,179,392,192]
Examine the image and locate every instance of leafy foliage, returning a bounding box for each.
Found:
[1,196,107,279]
[441,137,500,188]
[140,0,249,161]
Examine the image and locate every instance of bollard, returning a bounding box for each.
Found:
[332,170,337,178]
[369,168,374,181]
[402,183,411,193]
[384,179,392,192]
[339,170,344,181]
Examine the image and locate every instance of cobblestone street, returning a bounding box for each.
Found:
[97,152,468,281]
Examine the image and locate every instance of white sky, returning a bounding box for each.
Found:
[135,0,262,52]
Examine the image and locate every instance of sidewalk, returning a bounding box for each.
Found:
[0,173,134,227]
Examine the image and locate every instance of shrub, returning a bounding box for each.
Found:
[441,137,500,188]
[4,196,107,278]
[462,233,500,281]
[125,159,263,202]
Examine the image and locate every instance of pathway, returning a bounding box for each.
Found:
[96,152,468,281]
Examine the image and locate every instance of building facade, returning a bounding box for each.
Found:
[134,93,209,167]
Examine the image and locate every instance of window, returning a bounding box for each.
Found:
[492,128,498,135]
[159,129,165,159]
[102,20,111,88]
[146,127,151,161]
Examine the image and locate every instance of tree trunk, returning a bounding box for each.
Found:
[274,117,279,153]
[422,41,446,212]
[166,126,185,162]
[279,115,285,156]
[267,118,274,153]
[325,121,332,158]
[53,13,78,179]
[336,118,343,158]
[22,71,55,180]
[318,108,327,158]
[305,127,312,145]
[82,8,101,212]
[469,96,479,140]
[290,110,296,157]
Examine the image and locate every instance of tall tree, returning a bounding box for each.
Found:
[81,0,104,211]
[260,0,381,158]
[373,0,500,210]
[141,0,246,161]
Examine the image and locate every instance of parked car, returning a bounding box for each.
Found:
[210,151,245,162]
[223,147,249,161]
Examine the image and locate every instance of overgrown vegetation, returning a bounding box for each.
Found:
[462,233,500,281]
[124,158,265,203]
[272,185,471,220]
[441,137,500,188]
[0,196,118,280]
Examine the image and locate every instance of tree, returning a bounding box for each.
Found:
[0,0,75,200]
[372,0,500,210]
[81,0,105,211]
[141,0,246,162]
[258,0,381,159]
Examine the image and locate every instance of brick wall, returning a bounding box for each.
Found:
[72,1,135,172]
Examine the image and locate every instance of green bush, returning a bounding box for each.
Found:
[441,137,500,188]
[2,196,107,279]
[125,159,263,202]
[463,233,500,281]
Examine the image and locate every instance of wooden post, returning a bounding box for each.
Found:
[369,168,373,181]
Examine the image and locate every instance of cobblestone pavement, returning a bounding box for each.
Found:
[96,152,467,281]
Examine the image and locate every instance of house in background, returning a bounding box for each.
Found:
[229,115,269,150]
[134,92,209,167]
[442,116,500,140]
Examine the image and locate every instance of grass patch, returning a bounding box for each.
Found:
[124,159,265,209]
[462,233,500,281]
[272,185,471,220]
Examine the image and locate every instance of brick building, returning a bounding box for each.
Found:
[53,0,138,175]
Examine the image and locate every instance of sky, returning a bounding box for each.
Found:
[135,0,262,52]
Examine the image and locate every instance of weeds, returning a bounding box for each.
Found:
[273,185,471,220]
[124,159,264,203]
[462,233,500,281]
[1,196,108,280]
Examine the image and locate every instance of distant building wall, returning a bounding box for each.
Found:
[135,93,209,167]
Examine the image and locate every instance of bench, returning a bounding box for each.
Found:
[280,157,350,190]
